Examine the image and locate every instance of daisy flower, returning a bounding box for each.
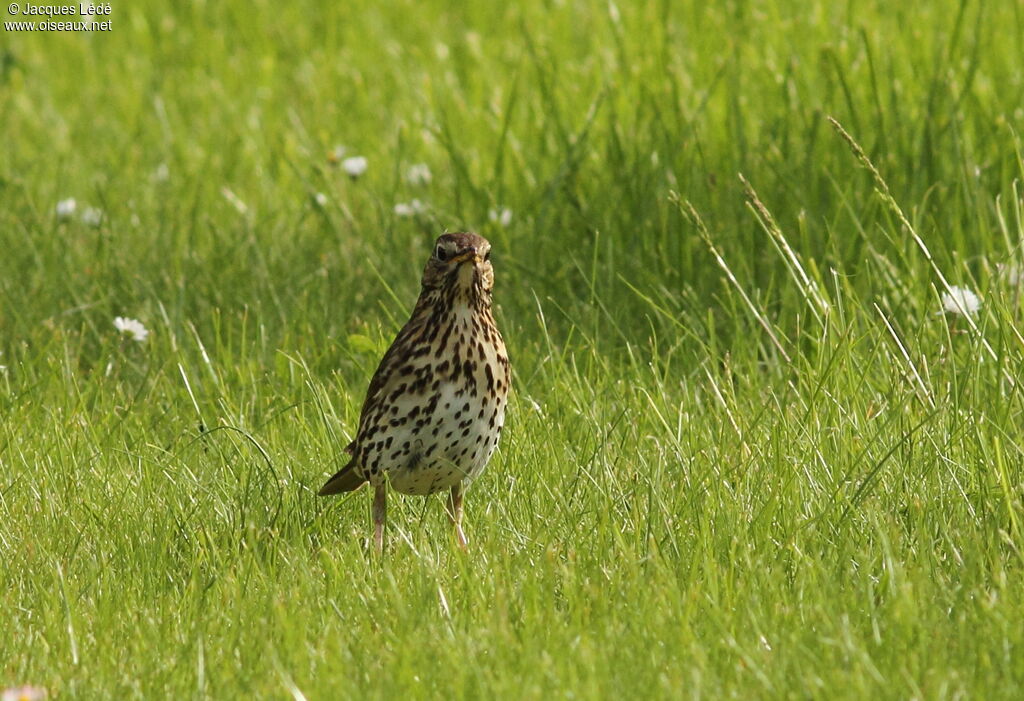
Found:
[1,686,47,701]
[394,199,427,217]
[314,192,329,207]
[940,286,981,317]
[114,317,149,343]
[55,198,77,220]
[405,163,432,186]
[488,207,513,228]
[342,156,368,178]
[327,145,347,164]
[81,207,103,227]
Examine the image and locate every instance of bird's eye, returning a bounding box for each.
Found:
[435,245,449,262]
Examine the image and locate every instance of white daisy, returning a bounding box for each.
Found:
[2,685,47,701]
[114,317,149,343]
[405,163,433,186]
[314,192,329,207]
[488,207,512,228]
[342,156,368,178]
[81,207,103,227]
[394,199,427,217]
[55,198,77,220]
[941,286,981,317]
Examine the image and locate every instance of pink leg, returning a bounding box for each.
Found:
[447,485,468,550]
[372,483,387,553]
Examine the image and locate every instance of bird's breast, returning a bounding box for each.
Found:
[358,304,509,495]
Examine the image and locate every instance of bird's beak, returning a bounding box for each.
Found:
[451,247,478,265]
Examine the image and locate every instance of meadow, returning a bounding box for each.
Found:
[2,0,1024,697]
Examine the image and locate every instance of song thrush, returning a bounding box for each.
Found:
[318,232,510,550]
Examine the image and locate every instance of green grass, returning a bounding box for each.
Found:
[3,0,1024,697]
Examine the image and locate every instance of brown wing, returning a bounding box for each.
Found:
[351,308,428,440]
[319,337,418,497]
[319,312,424,497]
[320,294,433,497]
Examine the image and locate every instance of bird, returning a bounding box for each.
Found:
[318,232,510,551]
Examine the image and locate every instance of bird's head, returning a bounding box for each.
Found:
[421,232,494,299]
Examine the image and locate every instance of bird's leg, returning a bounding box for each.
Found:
[447,485,468,550]
[372,483,387,553]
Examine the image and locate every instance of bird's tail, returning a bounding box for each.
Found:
[318,461,366,496]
